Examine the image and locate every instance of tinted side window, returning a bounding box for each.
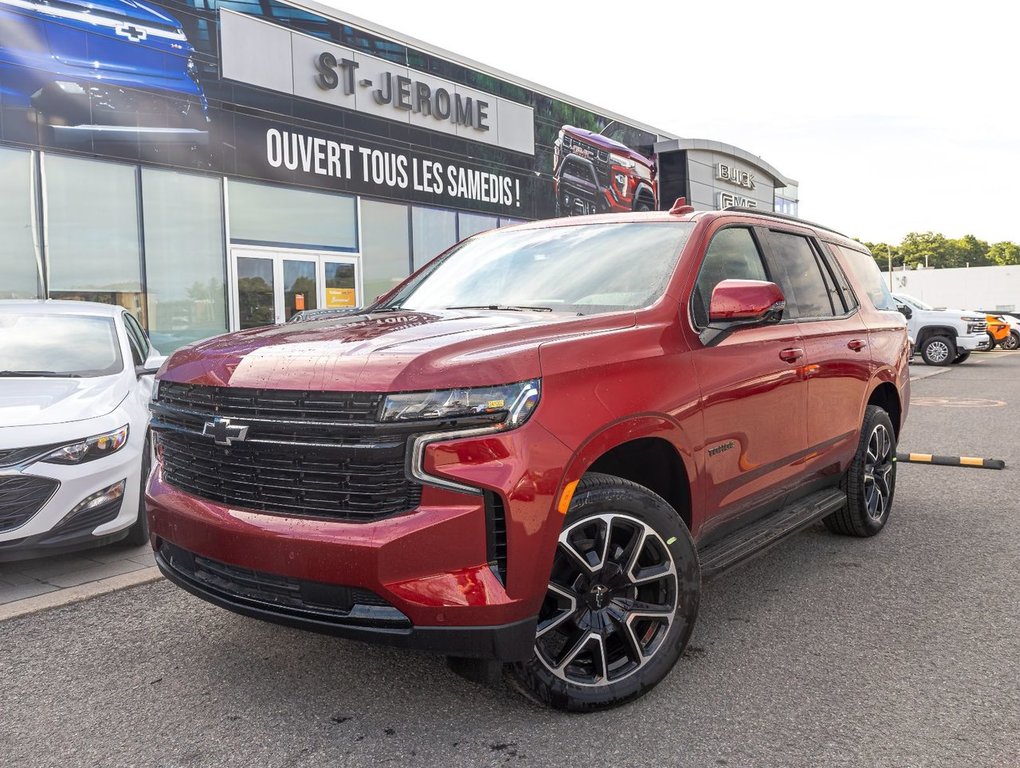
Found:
[766,232,835,319]
[835,245,898,311]
[122,312,149,366]
[692,227,768,327]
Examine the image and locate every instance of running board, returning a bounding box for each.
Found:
[697,488,847,581]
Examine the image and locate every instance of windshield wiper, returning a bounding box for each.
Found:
[446,304,553,312]
[0,370,82,378]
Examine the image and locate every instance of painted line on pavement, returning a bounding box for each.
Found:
[0,567,163,622]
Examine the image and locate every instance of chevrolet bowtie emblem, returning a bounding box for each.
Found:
[202,417,249,446]
[116,23,147,42]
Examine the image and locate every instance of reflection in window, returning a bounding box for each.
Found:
[0,147,40,299]
[768,232,835,319]
[283,259,317,320]
[143,169,227,353]
[0,314,123,377]
[44,155,144,322]
[361,200,409,303]
[411,206,457,269]
[693,228,768,327]
[324,262,357,308]
[229,180,357,250]
[236,256,275,328]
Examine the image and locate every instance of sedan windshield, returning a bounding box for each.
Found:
[0,314,123,377]
[386,222,695,315]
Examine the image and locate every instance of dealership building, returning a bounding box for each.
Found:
[0,0,798,352]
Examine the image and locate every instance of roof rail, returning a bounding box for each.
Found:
[722,206,848,239]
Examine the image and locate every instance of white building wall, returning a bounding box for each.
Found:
[883,265,1020,313]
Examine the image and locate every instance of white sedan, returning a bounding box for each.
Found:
[0,300,164,561]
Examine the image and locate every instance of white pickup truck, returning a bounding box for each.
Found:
[893,293,989,365]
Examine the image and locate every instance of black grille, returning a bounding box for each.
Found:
[158,541,408,626]
[158,431,420,521]
[0,476,59,533]
[157,381,384,424]
[485,491,508,586]
[41,496,123,545]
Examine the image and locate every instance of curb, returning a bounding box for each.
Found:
[0,567,164,622]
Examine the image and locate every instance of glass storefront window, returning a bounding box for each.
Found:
[44,155,144,321]
[0,147,41,299]
[411,206,457,270]
[142,169,227,352]
[228,180,357,250]
[361,200,410,303]
[458,212,498,239]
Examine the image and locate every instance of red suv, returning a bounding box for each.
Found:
[146,203,910,711]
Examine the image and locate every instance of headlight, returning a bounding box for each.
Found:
[380,380,540,428]
[961,315,984,322]
[609,153,635,170]
[40,425,129,465]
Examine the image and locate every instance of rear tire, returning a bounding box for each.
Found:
[1003,331,1020,351]
[920,335,955,366]
[506,473,699,711]
[824,406,896,537]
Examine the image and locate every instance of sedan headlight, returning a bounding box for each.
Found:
[40,425,129,465]
[380,380,540,428]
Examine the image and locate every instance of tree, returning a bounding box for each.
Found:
[988,241,1020,266]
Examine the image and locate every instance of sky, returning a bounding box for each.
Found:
[311,0,1020,245]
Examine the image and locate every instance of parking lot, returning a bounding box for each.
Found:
[2,351,1018,768]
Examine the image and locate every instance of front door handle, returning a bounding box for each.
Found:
[848,339,867,352]
[779,347,804,363]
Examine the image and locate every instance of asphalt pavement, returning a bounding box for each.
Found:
[2,352,1018,767]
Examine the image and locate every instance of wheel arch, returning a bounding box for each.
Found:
[915,325,958,346]
[558,417,695,533]
[867,381,903,438]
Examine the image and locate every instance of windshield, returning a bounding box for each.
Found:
[385,222,694,315]
[0,314,124,378]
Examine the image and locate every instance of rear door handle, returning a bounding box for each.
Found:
[779,347,804,362]
[848,339,867,352]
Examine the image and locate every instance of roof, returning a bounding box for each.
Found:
[0,300,123,317]
[654,137,797,188]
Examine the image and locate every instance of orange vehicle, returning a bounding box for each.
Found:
[986,315,1011,349]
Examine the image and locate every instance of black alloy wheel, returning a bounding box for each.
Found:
[825,406,897,537]
[507,473,699,711]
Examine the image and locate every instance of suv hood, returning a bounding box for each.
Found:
[561,126,653,167]
[162,310,637,392]
[0,375,127,428]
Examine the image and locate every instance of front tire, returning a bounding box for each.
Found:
[125,432,152,546]
[1003,331,1019,351]
[824,406,896,537]
[920,335,955,366]
[506,473,699,712]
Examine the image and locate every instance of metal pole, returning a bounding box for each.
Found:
[887,244,893,289]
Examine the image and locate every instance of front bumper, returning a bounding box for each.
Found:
[155,539,536,660]
[959,333,991,352]
[146,419,573,660]
[0,423,145,562]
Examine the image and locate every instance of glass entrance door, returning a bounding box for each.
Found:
[230,248,360,329]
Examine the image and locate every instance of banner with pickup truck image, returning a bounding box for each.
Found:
[0,0,666,219]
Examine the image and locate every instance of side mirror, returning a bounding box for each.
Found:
[897,304,913,319]
[136,353,167,378]
[700,279,786,347]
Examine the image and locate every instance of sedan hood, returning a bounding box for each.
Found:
[162,310,637,392]
[0,375,128,428]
